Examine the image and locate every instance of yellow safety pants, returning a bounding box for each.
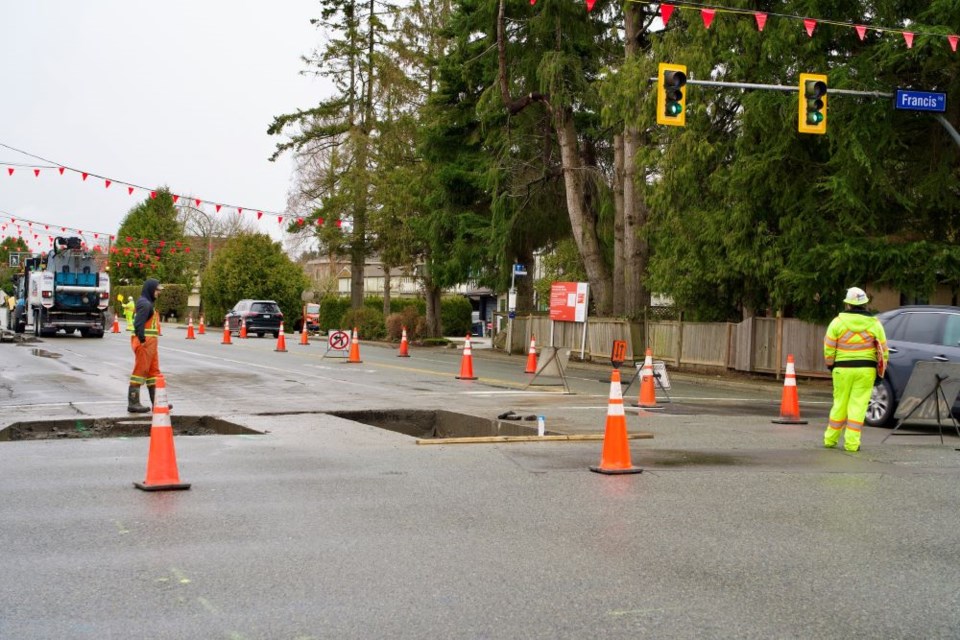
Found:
[824,367,876,452]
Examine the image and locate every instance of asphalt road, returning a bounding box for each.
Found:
[2,328,959,639]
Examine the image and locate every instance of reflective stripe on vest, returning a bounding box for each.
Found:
[143,311,160,337]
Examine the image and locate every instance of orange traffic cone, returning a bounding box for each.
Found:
[299,323,310,346]
[456,335,478,380]
[346,327,362,363]
[635,348,662,409]
[275,322,288,352]
[590,368,643,475]
[185,316,196,340]
[134,375,190,491]
[239,318,248,339]
[111,314,121,333]
[221,319,232,345]
[398,326,410,357]
[524,335,538,373]
[198,315,206,335]
[772,354,808,424]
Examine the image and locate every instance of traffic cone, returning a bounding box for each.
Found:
[134,375,190,491]
[456,335,478,380]
[221,319,232,345]
[299,322,310,346]
[185,316,196,340]
[111,314,121,333]
[772,354,808,424]
[198,315,206,335]
[398,326,410,357]
[635,348,662,409]
[239,318,248,339]
[524,335,538,373]
[346,327,362,363]
[275,322,288,352]
[590,368,643,475]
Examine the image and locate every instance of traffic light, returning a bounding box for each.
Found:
[657,63,687,126]
[798,73,828,135]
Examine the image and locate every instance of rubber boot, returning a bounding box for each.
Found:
[147,385,172,411]
[127,385,150,414]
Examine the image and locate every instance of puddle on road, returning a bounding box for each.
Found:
[0,416,262,441]
[30,348,61,359]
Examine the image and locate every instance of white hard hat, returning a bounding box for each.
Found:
[844,287,869,306]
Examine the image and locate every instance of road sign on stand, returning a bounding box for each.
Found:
[322,329,351,359]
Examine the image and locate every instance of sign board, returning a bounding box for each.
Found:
[508,288,517,313]
[328,330,351,351]
[549,282,589,322]
[894,362,960,423]
[8,252,30,268]
[611,340,627,368]
[895,89,947,113]
[513,264,527,276]
[638,360,671,390]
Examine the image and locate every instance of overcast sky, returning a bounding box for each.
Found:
[0,1,329,251]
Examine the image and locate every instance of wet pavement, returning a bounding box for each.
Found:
[1,331,959,638]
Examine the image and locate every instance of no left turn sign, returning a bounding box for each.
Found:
[328,330,350,351]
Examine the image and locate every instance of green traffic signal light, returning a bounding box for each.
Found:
[657,63,687,126]
[798,73,828,134]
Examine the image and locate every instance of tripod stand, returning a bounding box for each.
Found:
[883,368,960,445]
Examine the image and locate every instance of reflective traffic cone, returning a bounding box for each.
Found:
[772,354,808,424]
[198,315,206,335]
[275,322,288,352]
[346,327,362,363]
[111,315,121,333]
[398,326,410,357]
[134,375,190,491]
[524,335,538,373]
[299,322,310,346]
[635,348,662,409]
[239,318,248,339]
[456,335,478,380]
[221,319,233,345]
[590,368,643,475]
[185,316,196,340]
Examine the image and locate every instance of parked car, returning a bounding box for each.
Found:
[293,303,320,334]
[225,300,283,338]
[866,305,960,427]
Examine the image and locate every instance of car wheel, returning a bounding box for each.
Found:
[866,377,896,428]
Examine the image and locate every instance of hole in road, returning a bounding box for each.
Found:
[327,409,559,440]
[0,416,262,441]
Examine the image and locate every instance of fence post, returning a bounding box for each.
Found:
[676,310,684,367]
[775,311,783,381]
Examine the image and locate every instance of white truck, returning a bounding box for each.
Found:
[12,237,111,338]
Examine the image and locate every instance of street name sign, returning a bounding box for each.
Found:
[895,89,947,113]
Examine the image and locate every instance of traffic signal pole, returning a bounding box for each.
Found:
[652,77,960,149]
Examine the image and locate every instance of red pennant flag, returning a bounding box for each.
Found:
[159,240,166,247]
[317,218,324,225]
[184,246,190,253]
[150,191,157,199]
[660,3,674,26]
[58,167,65,175]
[173,195,180,203]
[34,169,40,177]
[155,248,161,255]
[237,207,243,215]
[530,0,535,4]
[125,236,131,242]
[128,186,134,195]
[336,220,343,228]
[855,25,867,40]
[585,0,595,11]
[105,180,111,188]
[701,8,715,29]
[754,13,767,31]
[804,19,816,37]
[7,168,13,176]
[215,204,222,212]
[82,172,88,181]
[257,211,263,220]
[138,263,143,268]
[278,216,283,224]
[297,218,304,226]
[142,238,148,245]
[195,198,202,206]
[950,35,959,52]
[903,32,914,48]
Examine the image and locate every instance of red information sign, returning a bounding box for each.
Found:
[549,282,589,322]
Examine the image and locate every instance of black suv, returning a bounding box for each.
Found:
[225,300,283,338]
[866,305,960,426]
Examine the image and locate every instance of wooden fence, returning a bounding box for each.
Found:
[495,313,829,377]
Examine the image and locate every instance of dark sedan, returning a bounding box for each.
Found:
[225,300,283,338]
[866,305,960,427]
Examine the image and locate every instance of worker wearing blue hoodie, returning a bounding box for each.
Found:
[127,279,164,413]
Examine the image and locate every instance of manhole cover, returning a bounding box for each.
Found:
[0,416,261,441]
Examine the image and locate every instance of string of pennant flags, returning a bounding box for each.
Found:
[653,1,959,51]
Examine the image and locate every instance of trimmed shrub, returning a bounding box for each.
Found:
[441,296,473,337]
[341,306,386,340]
